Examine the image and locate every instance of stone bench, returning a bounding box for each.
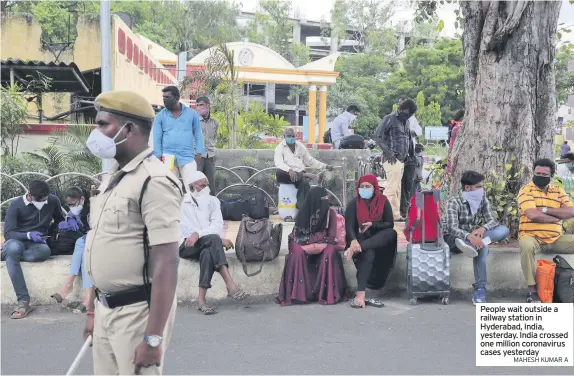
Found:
[2,219,574,305]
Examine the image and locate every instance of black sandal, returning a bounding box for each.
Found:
[350,299,365,309]
[365,298,385,308]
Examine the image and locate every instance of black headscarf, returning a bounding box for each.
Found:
[293,186,330,244]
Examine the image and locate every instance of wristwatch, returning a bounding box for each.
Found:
[542,207,548,214]
[144,335,163,348]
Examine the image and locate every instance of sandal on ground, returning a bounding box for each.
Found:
[51,293,70,307]
[228,288,249,300]
[11,302,35,319]
[197,304,217,315]
[72,303,87,314]
[365,298,385,308]
[350,299,365,309]
[66,301,81,310]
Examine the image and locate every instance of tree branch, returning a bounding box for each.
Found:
[487,0,528,54]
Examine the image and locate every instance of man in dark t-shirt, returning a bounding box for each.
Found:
[2,180,64,318]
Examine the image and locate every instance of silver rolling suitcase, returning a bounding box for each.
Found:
[406,190,450,305]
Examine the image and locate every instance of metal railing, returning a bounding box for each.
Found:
[1,159,371,210]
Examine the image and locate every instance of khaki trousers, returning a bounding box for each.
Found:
[519,235,574,286]
[93,297,177,375]
[381,161,404,220]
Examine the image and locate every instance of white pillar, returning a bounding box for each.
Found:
[100,0,113,174]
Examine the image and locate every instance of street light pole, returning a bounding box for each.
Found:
[100,0,113,174]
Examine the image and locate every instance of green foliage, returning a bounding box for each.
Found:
[415,91,442,127]
[381,38,464,124]
[0,85,28,157]
[555,43,574,105]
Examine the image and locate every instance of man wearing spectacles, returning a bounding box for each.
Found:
[445,170,510,304]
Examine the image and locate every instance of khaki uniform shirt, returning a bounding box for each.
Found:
[85,148,182,293]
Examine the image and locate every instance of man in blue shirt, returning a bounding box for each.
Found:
[153,86,206,189]
[2,180,65,318]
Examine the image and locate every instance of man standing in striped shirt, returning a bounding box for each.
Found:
[517,158,574,303]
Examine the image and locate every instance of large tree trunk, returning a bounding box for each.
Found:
[450,0,561,232]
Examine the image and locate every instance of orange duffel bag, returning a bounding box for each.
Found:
[536,259,556,303]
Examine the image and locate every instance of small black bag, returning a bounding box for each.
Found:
[323,128,332,143]
[242,189,269,219]
[49,230,84,256]
[553,255,574,303]
[220,198,250,221]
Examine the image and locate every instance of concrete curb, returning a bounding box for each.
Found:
[3,246,573,305]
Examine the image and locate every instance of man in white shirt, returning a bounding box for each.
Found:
[331,105,361,149]
[179,171,248,315]
[274,128,333,209]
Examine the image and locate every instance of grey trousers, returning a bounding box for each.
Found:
[179,234,228,288]
[197,156,216,195]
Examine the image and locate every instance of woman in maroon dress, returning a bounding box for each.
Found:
[277,187,347,306]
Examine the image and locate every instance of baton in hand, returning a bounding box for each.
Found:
[66,335,92,375]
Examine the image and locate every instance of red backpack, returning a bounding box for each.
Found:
[403,190,442,244]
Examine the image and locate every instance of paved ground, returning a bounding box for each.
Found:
[2,295,572,375]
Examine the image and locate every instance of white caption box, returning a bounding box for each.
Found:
[476,303,573,367]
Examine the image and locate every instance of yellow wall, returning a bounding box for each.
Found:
[111,16,177,106]
[1,13,102,122]
[0,13,175,121]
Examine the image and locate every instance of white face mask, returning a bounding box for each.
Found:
[191,186,210,199]
[32,201,47,211]
[462,188,484,216]
[86,124,127,159]
[69,205,83,216]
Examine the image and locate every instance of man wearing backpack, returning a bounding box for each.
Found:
[179,171,248,315]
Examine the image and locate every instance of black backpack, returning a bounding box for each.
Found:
[49,230,85,256]
[553,255,574,303]
[243,189,269,220]
[220,197,250,221]
[323,128,332,143]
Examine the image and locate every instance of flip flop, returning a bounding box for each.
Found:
[228,288,249,300]
[365,298,385,308]
[350,299,365,309]
[11,302,35,319]
[66,301,81,310]
[51,293,64,304]
[197,305,217,315]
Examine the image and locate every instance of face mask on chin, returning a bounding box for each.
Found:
[86,124,127,159]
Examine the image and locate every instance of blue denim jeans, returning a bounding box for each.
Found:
[69,236,93,289]
[462,225,510,289]
[3,239,51,302]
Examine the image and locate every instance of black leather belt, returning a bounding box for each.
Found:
[95,285,150,309]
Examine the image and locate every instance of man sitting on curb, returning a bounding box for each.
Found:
[274,127,333,209]
[179,171,248,315]
[517,158,574,303]
[445,171,510,304]
[2,180,65,319]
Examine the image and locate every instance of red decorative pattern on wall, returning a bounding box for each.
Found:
[116,27,176,85]
[118,28,126,55]
[126,38,133,60]
[134,45,139,65]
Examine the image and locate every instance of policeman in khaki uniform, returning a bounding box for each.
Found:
[83,91,182,375]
